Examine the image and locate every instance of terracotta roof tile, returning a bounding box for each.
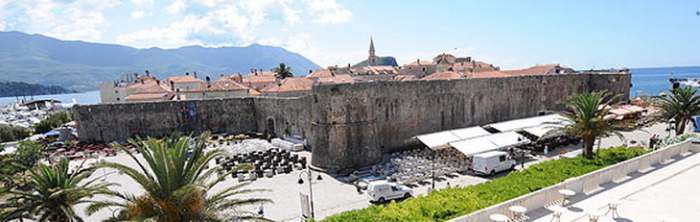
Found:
[261,77,314,93]
[206,78,250,92]
[125,92,174,101]
[393,75,418,81]
[167,75,204,84]
[501,64,573,76]
[421,71,465,80]
[316,74,354,85]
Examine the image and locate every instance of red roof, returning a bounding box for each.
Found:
[421,71,465,80]
[206,78,250,92]
[261,77,314,93]
[167,75,204,84]
[501,64,573,76]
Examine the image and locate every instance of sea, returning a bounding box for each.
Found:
[0,66,698,106]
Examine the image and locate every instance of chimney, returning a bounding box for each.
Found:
[193,72,197,78]
[156,80,160,85]
[417,59,420,64]
[170,81,175,91]
[186,72,190,76]
[145,70,150,76]
[176,89,181,100]
[206,76,211,88]
[309,70,313,74]
[347,63,351,68]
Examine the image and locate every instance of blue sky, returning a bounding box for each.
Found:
[0,0,698,69]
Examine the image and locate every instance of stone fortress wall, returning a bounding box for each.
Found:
[74,72,630,172]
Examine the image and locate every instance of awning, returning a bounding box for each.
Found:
[416,126,491,150]
[486,114,569,132]
[448,131,530,156]
[416,131,462,150]
[450,137,499,156]
[523,124,561,138]
[487,131,530,147]
[450,127,491,140]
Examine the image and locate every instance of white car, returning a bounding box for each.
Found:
[367,181,413,203]
[471,151,516,176]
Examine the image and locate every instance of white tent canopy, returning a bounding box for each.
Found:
[486,114,569,132]
[416,126,491,150]
[523,124,562,138]
[416,131,461,150]
[448,131,530,156]
[450,137,499,156]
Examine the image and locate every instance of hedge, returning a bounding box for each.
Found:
[323,147,648,222]
[0,124,30,143]
[33,111,72,134]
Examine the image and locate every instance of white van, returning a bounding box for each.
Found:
[471,151,516,176]
[366,181,413,203]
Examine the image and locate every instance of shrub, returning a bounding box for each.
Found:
[323,147,648,222]
[33,111,72,134]
[0,124,31,143]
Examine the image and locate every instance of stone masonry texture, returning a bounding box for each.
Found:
[74,72,630,173]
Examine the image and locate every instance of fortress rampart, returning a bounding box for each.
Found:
[74,72,630,172]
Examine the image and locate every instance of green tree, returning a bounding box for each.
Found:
[561,91,622,159]
[13,140,45,168]
[34,111,72,134]
[658,86,700,135]
[273,63,293,79]
[0,124,31,142]
[87,133,271,222]
[0,158,115,222]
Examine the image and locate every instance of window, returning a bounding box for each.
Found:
[391,186,399,191]
[499,155,506,162]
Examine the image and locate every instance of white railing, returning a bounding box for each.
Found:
[449,139,698,222]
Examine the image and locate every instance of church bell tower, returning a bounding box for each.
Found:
[368,36,376,66]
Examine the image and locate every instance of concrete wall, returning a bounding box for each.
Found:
[75,72,630,172]
[310,73,630,172]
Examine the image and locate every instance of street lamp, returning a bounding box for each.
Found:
[431,150,436,191]
[516,136,525,169]
[298,168,322,220]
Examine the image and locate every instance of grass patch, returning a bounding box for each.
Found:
[323,147,648,222]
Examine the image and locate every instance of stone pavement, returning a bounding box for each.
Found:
[73,122,676,221]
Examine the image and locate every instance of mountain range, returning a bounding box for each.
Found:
[0,31,320,91]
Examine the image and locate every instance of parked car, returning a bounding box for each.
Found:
[367,181,413,203]
[471,151,516,176]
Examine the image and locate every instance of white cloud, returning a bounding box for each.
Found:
[116,15,227,48]
[115,0,352,66]
[16,0,121,41]
[130,10,145,19]
[304,0,352,24]
[130,0,153,20]
[167,0,186,15]
[131,0,153,7]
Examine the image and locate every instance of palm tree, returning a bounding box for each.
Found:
[658,86,700,135]
[0,158,115,222]
[87,133,271,222]
[561,91,622,159]
[273,63,293,79]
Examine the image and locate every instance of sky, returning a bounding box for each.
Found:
[0,0,699,69]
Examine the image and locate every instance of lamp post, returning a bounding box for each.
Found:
[516,136,525,169]
[298,168,322,220]
[431,150,436,191]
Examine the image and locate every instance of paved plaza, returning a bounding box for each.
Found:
[531,145,700,222]
[72,122,674,221]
